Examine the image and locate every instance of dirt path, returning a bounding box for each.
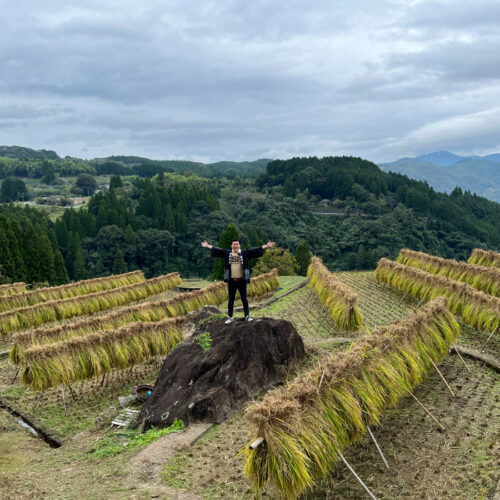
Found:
[127,423,212,499]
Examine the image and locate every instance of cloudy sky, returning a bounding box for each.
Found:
[1,0,499,162]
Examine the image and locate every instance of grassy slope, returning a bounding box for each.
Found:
[0,274,498,499]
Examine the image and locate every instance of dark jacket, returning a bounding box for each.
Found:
[211,246,264,283]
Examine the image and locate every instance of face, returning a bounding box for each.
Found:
[231,240,241,252]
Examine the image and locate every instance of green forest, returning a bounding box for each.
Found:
[1,149,499,285]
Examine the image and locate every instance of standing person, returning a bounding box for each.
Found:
[201,239,276,323]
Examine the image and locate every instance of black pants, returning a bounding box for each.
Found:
[228,279,249,317]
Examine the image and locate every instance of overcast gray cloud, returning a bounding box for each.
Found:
[1,0,499,162]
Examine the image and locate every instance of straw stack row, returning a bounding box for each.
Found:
[244,298,459,499]
[21,317,184,391]
[0,282,27,297]
[10,270,280,363]
[0,270,145,312]
[375,258,499,333]
[468,248,500,268]
[307,256,363,331]
[0,272,182,337]
[397,249,500,297]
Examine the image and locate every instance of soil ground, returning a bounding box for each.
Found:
[0,273,498,499]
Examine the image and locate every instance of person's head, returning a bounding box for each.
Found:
[231,240,241,252]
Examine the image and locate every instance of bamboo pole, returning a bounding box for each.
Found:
[407,390,445,430]
[367,427,389,469]
[429,359,455,397]
[451,344,470,372]
[480,326,497,353]
[338,453,378,500]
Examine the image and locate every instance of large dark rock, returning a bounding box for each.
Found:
[137,317,305,429]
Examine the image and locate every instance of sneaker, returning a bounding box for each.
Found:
[225,317,234,324]
[245,315,254,322]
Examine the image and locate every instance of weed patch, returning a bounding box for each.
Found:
[92,418,184,458]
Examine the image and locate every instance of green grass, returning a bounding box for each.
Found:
[92,418,184,458]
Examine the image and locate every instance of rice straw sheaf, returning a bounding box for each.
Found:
[243,298,459,499]
[20,317,184,391]
[0,282,27,297]
[0,272,181,338]
[375,258,500,334]
[10,270,280,363]
[397,248,500,297]
[468,248,500,269]
[307,257,363,331]
[0,270,145,313]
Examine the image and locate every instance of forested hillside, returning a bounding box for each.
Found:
[1,152,499,285]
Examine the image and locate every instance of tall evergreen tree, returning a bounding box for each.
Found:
[212,224,239,279]
[109,175,123,191]
[294,240,312,276]
[112,249,127,274]
[53,249,70,284]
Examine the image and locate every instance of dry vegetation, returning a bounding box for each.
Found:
[468,248,500,268]
[0,272,182,337]
[0,282,27,297]
[397,248,500,297]
[0,270,145,312]
[0,270,498,500]
[375,258,499,334]
[307,257,362,331]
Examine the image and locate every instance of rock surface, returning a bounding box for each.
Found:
[137,317,305,429]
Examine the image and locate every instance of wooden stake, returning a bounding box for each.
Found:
[398,293,407,305]
[451,345,470,372]
[100,373,106,387]
[33,393,43,411]
[407,389,445,430]
[317,369,326,394]
[416,297,425,307]
[429,358,455,397]
[338,453,378,500]
[367,426,389,469]
[61,386,67,414]
[67,384,77,401]
[10,367,20,384]
[480,326,497,353]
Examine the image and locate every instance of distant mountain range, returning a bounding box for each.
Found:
[379,151,500,202]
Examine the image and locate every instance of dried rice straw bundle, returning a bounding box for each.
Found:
[21,317,184,391]
[243,298,459,499]
[0,272,181,338]
[0,282,27,297]
[10,272,280,363]
[468,248,500,268]
[397,249,500,297]
[375,258,499,333]
[0,270,145,312]
[307,257,363,331]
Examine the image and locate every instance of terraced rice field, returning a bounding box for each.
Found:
[0,273,498,500]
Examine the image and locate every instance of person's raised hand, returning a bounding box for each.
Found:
[201,240,209,248]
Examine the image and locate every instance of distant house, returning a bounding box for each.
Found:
[41,196,61,205]
[72,197,89,206]
[319,199,331,206]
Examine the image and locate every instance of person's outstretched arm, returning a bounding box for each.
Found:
[247,240,276,259]
[201,240,226,258]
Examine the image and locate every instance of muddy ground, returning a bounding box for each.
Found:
[0,274,498,499]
